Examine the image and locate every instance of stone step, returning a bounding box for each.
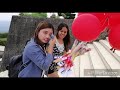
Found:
[93,42,120,69]
[0,70,8,77]
[79,52,94,77]
[99,40,120,63]
[102,39,120,57]
[0,46,5,51]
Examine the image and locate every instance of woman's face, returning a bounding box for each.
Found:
[38,28,53,43]
[58,27,68,39]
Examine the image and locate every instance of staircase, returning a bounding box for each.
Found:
[71,37,120,77]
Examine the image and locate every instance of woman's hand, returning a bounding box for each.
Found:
[53,58,62,63]
[47,36,56,54]
[68,42,91,61]
[71,39,79,51]
[49,36,56,46]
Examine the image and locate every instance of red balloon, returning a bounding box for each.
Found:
[91,13,106,22]
[108,13,120,29]
[78,13,107,22]
[72,14,101,42]
[77,12,84,16]
[77,13,81,16]
[91,13,109,32]
[108,24,120,50]
[78,12,108,32]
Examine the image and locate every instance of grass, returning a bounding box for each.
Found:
[0,38,7,41]
[0,38,7,46]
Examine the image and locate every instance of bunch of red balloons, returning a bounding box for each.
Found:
[107,13,120,50]
[72,12,120,50]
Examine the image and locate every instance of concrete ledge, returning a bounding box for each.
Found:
[0,46,5,51]
[0,51,4,58]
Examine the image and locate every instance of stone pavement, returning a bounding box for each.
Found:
[0,70,8,77]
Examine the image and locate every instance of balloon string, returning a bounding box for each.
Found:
[101,15,109,28]
[107,14,111,26]
[108,16,110,26]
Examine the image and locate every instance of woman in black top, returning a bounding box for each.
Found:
[48,23,71,77]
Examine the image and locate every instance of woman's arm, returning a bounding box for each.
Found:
[25,45,54,71]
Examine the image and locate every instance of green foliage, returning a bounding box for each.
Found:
[50,13,57,18]
[19,13,47,18]
[58,13,75,19]
[0,33,8,46]
[0,38,7,46]
[0,33,8,38]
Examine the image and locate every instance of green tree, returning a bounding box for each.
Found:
[0,33,8,38]
[19,13,47,18]
[58,13,76,19]
[50,13,57,18]
[0,33,8,46]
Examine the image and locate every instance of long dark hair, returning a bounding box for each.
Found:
[34,21,54,49]
[56,23,71,52]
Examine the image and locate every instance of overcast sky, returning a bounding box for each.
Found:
[0,13,57,21]
[0,13,77,33]
[0,13,78,21]
[0,13,20,21]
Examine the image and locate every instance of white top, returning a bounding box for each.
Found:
[55,38,65,53]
